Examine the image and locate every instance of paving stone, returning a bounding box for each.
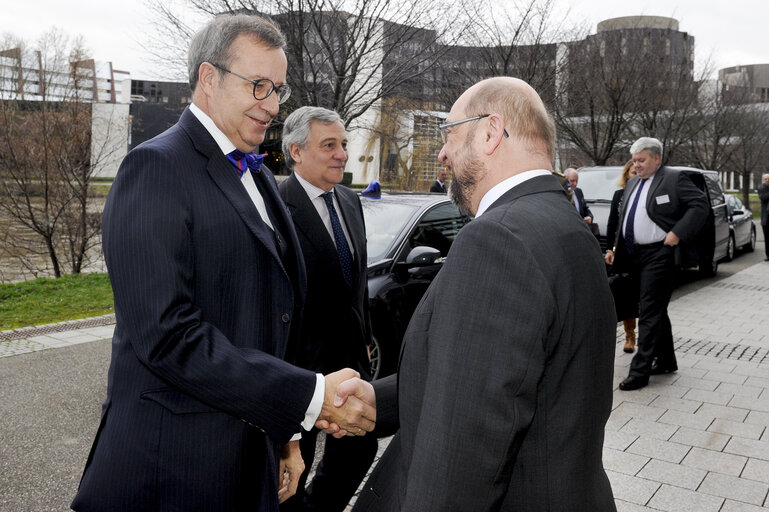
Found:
[676,376,720,392]
[606,470,661,506]
[745,411,769,428]
[720,500,768,512]
[603,447,650,476]
[626,437,691,464]
[620,418,679,441]
[709,419,765,440]
[695,360,738,373]
[695,403,750,422]
[613,402,667,421]
[658,409,715,430]
[683,388,734,406]
[613,388,660,407]
[649,395,702,414]
[604,430,639,451]
[646,483,723,511]
[606,413,633,432]
[681,447,747,476]
[670,427,730,451]
[742,458,769,484]
[744,376,769,390]
[637,459,706,490]
[615,499,657,512]
[725,437,769,461]
[698,472,769,506]
[677,367,709,379]
[730,395,769,414]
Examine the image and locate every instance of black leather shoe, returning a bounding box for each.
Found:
[650,364,677,375]
[619,375,649,391]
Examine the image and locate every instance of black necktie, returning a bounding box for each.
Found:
[321,192,353,287]
[624,179,647,254]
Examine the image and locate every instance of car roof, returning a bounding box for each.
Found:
[359,191,452,210]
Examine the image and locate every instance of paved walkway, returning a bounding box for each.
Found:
[1,263,769,511]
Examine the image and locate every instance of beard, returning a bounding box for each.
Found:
[448,138,486,216]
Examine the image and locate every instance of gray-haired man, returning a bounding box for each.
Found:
[278,106,377,512]
[606,137,709,390]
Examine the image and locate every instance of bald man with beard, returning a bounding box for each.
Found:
[332,77,617,511]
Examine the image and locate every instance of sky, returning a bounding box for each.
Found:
[1,0,767,81]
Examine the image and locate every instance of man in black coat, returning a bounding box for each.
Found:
[429,168,448,193]
[278,106,378,512]
[606,137,709,390]
[565,167,594,224]
[758,173,769,261]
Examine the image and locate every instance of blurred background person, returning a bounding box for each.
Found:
[430,167,448,193]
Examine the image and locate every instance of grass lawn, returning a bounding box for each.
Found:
[0,273,114,330]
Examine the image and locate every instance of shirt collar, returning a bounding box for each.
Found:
[294,171,332,201]
[475,169,551,218]
[189,102,237,155]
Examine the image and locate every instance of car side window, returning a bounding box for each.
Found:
[407,203,471,258]
[704,176,725,207]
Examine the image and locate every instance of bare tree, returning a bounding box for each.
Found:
[145,0,462,126]
[0,30,127,279]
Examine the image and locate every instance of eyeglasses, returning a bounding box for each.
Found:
[211,63,292,104]
[438,114,509,143]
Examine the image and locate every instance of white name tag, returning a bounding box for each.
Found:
[656,194,670,205]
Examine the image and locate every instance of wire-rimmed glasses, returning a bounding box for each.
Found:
[211,63,292,104]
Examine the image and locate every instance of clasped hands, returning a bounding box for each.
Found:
[315,368,376,439]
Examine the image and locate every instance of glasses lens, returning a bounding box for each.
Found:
[277,84,291,104]
[252,79,272,101]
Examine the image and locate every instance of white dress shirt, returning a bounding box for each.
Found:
[621,173,667,245]
[293,172,354,255]
[475,169,552,218]
[190,103,324,437]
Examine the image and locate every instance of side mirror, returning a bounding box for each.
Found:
[405,246,442,266]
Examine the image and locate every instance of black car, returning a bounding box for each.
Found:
[725,193,757,260]
[578,165,729,275]
[361,193,471,378]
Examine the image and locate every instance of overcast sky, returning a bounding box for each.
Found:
[1,0,767,81]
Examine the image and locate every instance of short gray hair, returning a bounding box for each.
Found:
[630,137,663,159]
[564,167,578,178]
[282,106,344,170]
[188,13,286,93]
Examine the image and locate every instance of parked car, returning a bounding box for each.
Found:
[361,193,471,378]
[724,193,757,260]
[578,165,729,276]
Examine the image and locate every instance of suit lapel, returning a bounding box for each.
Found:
[283,174,339,261]
[645,166,666,212]
[178,108,285,269]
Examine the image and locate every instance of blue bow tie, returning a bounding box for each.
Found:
[226,150,265,178]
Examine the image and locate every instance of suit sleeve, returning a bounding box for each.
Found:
[606,189,622,250]
[401,219,553,510]
[103,146,316,445]
[758,184,769,203]
[670,172,710,241]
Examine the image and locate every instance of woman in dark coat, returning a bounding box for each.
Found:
[606,160,637,353]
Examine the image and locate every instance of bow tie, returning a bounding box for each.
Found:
[226,150,265,178]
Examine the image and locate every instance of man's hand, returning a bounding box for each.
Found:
[584,216,593,224]
[315,369,376,437]
[664,231,680,246]
[604,249,614,265]
[278,440,304,504]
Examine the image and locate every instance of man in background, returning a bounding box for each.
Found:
[565,167,594,224]
[279,106,378,512]
[430,168,448,193]
[758,173,769,261]
[606,137,709,391]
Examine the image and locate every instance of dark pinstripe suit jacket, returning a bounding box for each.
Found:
[354,175,617,511]
[72,108,317,512]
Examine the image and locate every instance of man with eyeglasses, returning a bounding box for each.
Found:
[72,14,375,512]
[334,77,617,511]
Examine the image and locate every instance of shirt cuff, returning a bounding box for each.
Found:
[301,373,325,432]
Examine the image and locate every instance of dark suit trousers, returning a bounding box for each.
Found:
[629,243,677,376]
[762,222,769,259]
[280,428,378,512]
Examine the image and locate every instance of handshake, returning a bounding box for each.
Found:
[315,368,376,438]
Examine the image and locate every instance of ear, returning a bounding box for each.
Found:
[289,143,303,166]
[482,113,506,156]
[197,62,218,98]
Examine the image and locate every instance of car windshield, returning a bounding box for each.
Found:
[362,201,421,263]
[579,168,623,202]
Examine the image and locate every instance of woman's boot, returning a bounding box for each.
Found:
[623,318,636,353]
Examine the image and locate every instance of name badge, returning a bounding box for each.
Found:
[656,194,670,205]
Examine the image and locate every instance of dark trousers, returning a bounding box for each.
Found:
[280,428,378,512]
[628,243,678,377]
[763,222,769,259]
